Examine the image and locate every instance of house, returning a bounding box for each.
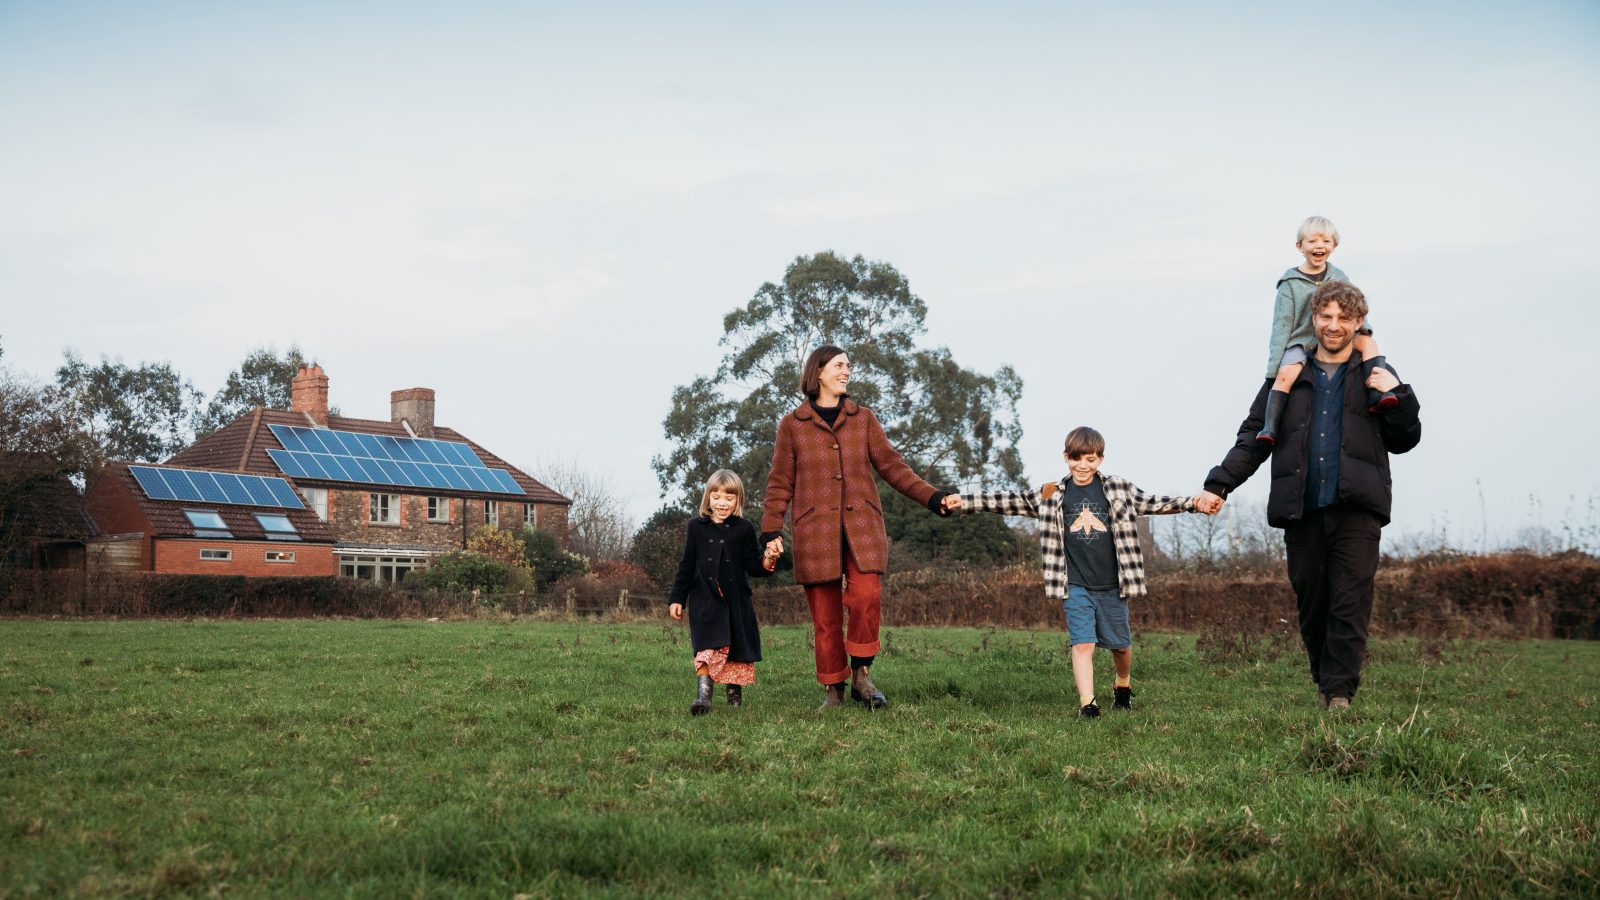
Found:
[134,365,570,582]
[85,461,338,575]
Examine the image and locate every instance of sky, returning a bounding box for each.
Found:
[3,1,1598,552]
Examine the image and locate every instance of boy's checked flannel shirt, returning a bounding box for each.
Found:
[960,475,1196,601]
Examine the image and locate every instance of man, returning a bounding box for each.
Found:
[1197,281,1421,710]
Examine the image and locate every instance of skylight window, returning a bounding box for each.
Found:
[183,509,232,538]
[254,513,301,541]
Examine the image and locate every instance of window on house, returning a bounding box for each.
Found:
[523,504,538,528]
[254,513,301,541]
[299,487,328,522]
[199,548,232,561]
[265,550,296,563]
[427,497,450,522]
[183,510,233,539]
[485,500,498,527]
[339,553,430,583]
[369,493,398,524]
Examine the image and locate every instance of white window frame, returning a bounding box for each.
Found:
[300,487,328,522]
[265,550,296,563]
[369,493,398,525]
[485,500,498,527]
[523,504,538,528]
[427,497,450,523]
[199,548,232,561]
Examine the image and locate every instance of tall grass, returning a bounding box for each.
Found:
[3,620,1596,896]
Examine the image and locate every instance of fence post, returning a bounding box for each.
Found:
[565,588,575,615]
[472,588,480,607]
[518,590,526,614]
[617,588,628,612]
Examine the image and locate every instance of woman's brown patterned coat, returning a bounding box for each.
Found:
[761,399,940,586]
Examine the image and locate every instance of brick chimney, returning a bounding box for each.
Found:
[391,387,436,438]
[291,364,330,426]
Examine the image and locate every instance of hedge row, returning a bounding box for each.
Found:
[3,552,1596,640]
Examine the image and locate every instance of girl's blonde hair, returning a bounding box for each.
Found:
[699,469,745,517]
[1297,215,1340,245]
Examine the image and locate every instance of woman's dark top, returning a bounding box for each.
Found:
[667,514,774,660]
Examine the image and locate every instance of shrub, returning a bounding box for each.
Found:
[413,550,529,594]
[627,507,692,590]
[521,527,586,592]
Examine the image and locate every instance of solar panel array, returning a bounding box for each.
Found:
[130,465,306,509]
[266,425,525,495]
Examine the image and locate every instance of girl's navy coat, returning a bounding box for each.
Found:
[667,515,772,661]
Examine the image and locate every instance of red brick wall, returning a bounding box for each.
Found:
[153,539,337,576]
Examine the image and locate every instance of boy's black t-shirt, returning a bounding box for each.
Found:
[1061,477,1118,591]
[1300,268,1328,283]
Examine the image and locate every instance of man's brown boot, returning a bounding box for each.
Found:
[818,682,846,710]
[850,666,888,709]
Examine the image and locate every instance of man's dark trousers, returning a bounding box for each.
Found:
[1284,504,1382,700]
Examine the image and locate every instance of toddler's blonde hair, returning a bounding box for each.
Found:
[1297,215,1340,245]
[699,469,745,517]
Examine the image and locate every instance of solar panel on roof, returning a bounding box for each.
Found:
[128,465,306,509]
[264,425,525,496]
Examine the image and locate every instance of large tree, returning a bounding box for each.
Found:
[652,252,1026,564]
[195,346,309,438]
[55,351,204,465]
[1,350,97,563]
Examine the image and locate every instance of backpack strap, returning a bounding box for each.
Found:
[1040,482,1058,501]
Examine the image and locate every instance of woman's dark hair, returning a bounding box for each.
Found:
[799,345,846,400]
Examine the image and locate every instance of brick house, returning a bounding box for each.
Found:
[86,365,570,582]
[85,461,338,576]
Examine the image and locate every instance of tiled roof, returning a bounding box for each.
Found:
[101,461,335,542]
[166,408,569,504]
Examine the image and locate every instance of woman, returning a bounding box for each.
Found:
[761,345,952,709]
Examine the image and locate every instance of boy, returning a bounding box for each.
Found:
[944,427,1216,718]
[1257,215,1395,445]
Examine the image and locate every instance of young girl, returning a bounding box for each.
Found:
[1256,215,1398,445]
[668,469,779,715]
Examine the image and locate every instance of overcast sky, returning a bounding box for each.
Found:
[3,1,1597,551]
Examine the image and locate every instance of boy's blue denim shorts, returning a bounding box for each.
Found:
[1063,585,1131,649]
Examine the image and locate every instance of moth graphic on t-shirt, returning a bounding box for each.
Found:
[1068,501,1108,541]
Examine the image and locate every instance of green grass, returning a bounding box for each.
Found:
[2,619,1597,897]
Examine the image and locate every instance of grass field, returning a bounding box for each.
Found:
[3,618,1597,897]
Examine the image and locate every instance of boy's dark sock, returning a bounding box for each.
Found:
[1256,389,1290,445]
[849,655,875,670]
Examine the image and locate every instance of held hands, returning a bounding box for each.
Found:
[942,494,965,512]
[1194,491,1225,515]
[669,602,684,621]
[1366,366,1399,394]
[764,536,784,559]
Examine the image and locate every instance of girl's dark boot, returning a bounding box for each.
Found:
[690,675,713,716]
[1362,355,1398,413]
[1255,389,1290,446]
[725,684,742,707]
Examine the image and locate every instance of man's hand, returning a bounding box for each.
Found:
[1195,491,1224,515]
[669,602,684,621]
[1366,366,1399,394]
[942,494,965,512]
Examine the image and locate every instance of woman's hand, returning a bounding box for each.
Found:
[669,603,684,621]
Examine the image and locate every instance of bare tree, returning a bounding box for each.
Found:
[526,456,636,561]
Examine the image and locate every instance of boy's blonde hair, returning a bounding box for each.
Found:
[1297,215,1340,245]
[699,469,745,517]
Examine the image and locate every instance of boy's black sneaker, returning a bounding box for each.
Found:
[1077,702,1101,719]
[1112,686,1134,710]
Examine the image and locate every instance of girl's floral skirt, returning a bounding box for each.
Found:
[694,646,755,686]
